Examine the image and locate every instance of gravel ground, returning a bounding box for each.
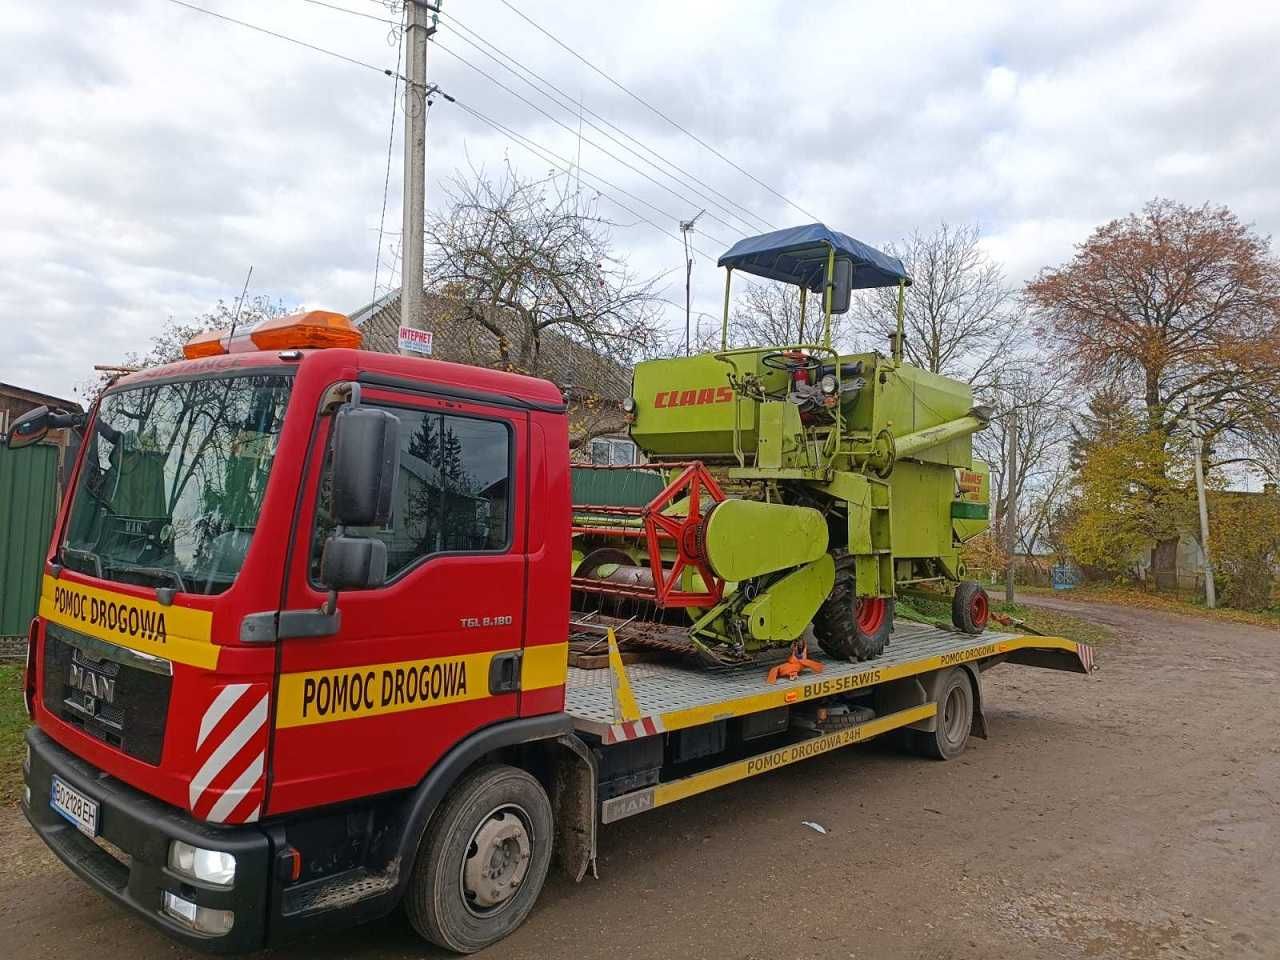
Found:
[1,594,1276,960]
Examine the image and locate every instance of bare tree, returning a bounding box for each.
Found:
[973,363,1076,553]
[727,279,831,348]
[852,222,1023,387]
[424,165,663,381]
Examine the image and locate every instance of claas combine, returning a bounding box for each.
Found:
[572,224,993,667]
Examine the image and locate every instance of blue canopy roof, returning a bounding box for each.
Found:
[717,223,911,291]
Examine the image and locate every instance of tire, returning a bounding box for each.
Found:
[813,551,894,661]
[909,668,974,760]
[405,764,554,954]
[951,581,990,635]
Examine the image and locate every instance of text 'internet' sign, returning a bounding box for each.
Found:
[397,325,434,355]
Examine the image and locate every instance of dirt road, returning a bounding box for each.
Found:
[2,595,1277,959]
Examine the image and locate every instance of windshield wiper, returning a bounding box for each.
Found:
[102,562,187,598]
[60,546,103,578]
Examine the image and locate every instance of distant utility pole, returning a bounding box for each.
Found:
[1190,404,1217,608]
[400,0,439,348]
[680,210,704,355]
[1005,408,1018,604]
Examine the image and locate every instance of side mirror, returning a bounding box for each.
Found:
[320,535,388,590]
[331,406,400,526]
[826,259,853,315]
[7,405,51,449]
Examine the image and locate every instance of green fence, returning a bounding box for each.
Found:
[0,443,58,639]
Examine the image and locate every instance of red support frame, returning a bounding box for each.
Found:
[572,461,727,608]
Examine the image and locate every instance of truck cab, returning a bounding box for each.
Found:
[18,314,575,952]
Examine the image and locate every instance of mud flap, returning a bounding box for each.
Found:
[876,666,987,740]
[551,734,598,882]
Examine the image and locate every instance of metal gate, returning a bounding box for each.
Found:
[0,443,58,641]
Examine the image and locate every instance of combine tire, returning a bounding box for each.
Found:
[814,552,893,661]
[951,581,990,635]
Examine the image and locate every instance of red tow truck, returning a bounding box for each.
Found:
[11,311,1094,953]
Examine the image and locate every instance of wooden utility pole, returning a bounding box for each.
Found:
[399,0,435,349]
[1005,408,1018,603]
[680,210,704,355]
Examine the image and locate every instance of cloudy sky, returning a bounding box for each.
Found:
[4,0,1279,400]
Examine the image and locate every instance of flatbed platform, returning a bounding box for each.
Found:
[565,622,1094,744]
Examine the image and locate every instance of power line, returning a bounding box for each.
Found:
[299,0,398,26]
[371,4,406,305]
[161,0,402,79]
[496,0,820,224]
[450,95,716,260]
[438,9,775,235]
[432,41,734,249]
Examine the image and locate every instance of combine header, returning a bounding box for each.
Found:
[573,223,993,667]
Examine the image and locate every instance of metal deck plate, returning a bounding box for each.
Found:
[565,623,1073,742]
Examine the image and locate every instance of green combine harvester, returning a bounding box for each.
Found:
[571,224,992,668]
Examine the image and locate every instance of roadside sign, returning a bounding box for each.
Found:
[397,326,434,355]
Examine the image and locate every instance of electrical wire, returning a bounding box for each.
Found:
[438,9,775,235]
[161,0,403,79]
[299,0,398,26]
[371,5,406,305]
[450,95,716,260]
[496,0,820,224]
[433,41,733,249]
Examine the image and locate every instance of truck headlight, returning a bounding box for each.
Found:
[162,891,235,935]
[169,841,236,886]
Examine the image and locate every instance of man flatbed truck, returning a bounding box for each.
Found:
[11,313,1094,954]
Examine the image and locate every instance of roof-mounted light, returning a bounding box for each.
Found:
[182,310,362,359]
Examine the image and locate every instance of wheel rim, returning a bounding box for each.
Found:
[969,590,989,629]
[942,684,969,746]
[855,597,886,635]
[460,804,533,917]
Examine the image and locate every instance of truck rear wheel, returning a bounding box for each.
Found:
[908,668,973,760]
[951,581,990,635]
[813,552,893,661]
[405,764,553,954]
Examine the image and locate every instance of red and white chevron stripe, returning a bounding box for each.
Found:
[604,715,665,744]
[189,682,270,824]
[1077,642,1096,673]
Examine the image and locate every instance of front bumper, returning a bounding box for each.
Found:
[22,727,271,954]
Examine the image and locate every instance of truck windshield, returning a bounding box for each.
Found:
[61,373,293,596]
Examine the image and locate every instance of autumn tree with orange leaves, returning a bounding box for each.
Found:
[1027,199,1280,587]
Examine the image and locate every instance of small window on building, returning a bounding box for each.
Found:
[311,406,511,581]
[589,437,637,465]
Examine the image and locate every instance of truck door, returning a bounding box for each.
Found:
[269,386,528,814]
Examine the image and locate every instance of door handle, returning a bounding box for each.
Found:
[488,651,522,694]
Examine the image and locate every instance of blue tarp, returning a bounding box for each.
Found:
[717,223,911,291]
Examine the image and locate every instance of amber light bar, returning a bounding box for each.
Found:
[182,310,362,359]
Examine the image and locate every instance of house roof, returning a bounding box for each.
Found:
[350,289,632,404]
[0,382,83,413]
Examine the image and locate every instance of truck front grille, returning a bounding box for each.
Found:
[43,623,173,765]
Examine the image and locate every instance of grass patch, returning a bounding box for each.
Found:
[1020,584,1280,631]
[897,592,1114,648]
[0,665,28,803]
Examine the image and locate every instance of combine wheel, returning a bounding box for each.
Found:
[405,765,553,954]
[813,552,893,661]
[951,581,990,635]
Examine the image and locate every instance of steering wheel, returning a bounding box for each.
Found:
[760,351,822,377]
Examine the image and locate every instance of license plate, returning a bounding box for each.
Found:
[51,775,99,837]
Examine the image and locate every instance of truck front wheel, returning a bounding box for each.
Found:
[405,764,554,954]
